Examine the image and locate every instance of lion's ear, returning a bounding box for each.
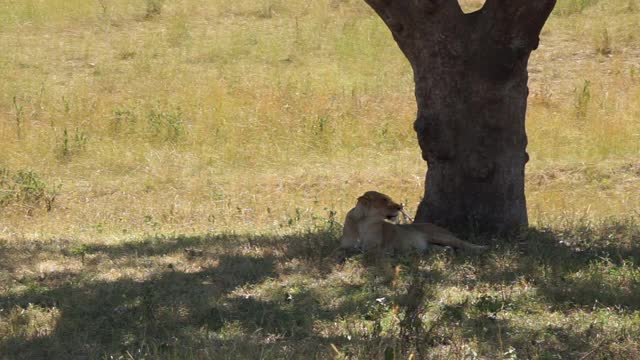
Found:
[357,194,371,206]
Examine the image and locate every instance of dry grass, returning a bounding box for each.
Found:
[1,0,639,359]
[0,0,639,238]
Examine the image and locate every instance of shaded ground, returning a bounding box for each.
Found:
[1,219,639,359]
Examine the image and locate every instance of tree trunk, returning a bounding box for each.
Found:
[364,0,556,233]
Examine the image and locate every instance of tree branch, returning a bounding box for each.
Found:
[483,0,557,50]
[364,0,462,38]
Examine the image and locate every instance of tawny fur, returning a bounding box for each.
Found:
[340,191,487,254]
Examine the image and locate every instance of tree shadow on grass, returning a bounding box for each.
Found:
[1,254,276,359]
[471,223,640,311]
[428,221,640,358]
[1,220,639,359]
[0,228,376,359]
[366,220,640,358]
[76,227,341,272]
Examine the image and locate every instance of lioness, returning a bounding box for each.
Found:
[340,191,488,254]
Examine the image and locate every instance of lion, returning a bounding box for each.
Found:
[339,191,488,254]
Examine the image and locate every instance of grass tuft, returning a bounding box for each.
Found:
[145,0,165,20]
[0,168,59,212]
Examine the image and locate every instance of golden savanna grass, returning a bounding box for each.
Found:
[0,0,639,238]
[1,0,639,358]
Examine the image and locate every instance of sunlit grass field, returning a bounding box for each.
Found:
[1,0,639,358]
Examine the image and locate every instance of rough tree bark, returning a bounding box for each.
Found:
[364,0,556,233]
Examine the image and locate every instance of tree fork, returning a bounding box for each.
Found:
[364,0,556,233]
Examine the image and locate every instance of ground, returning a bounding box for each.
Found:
[0,0,639,359]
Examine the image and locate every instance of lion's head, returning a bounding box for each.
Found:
[355,191,403,222]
